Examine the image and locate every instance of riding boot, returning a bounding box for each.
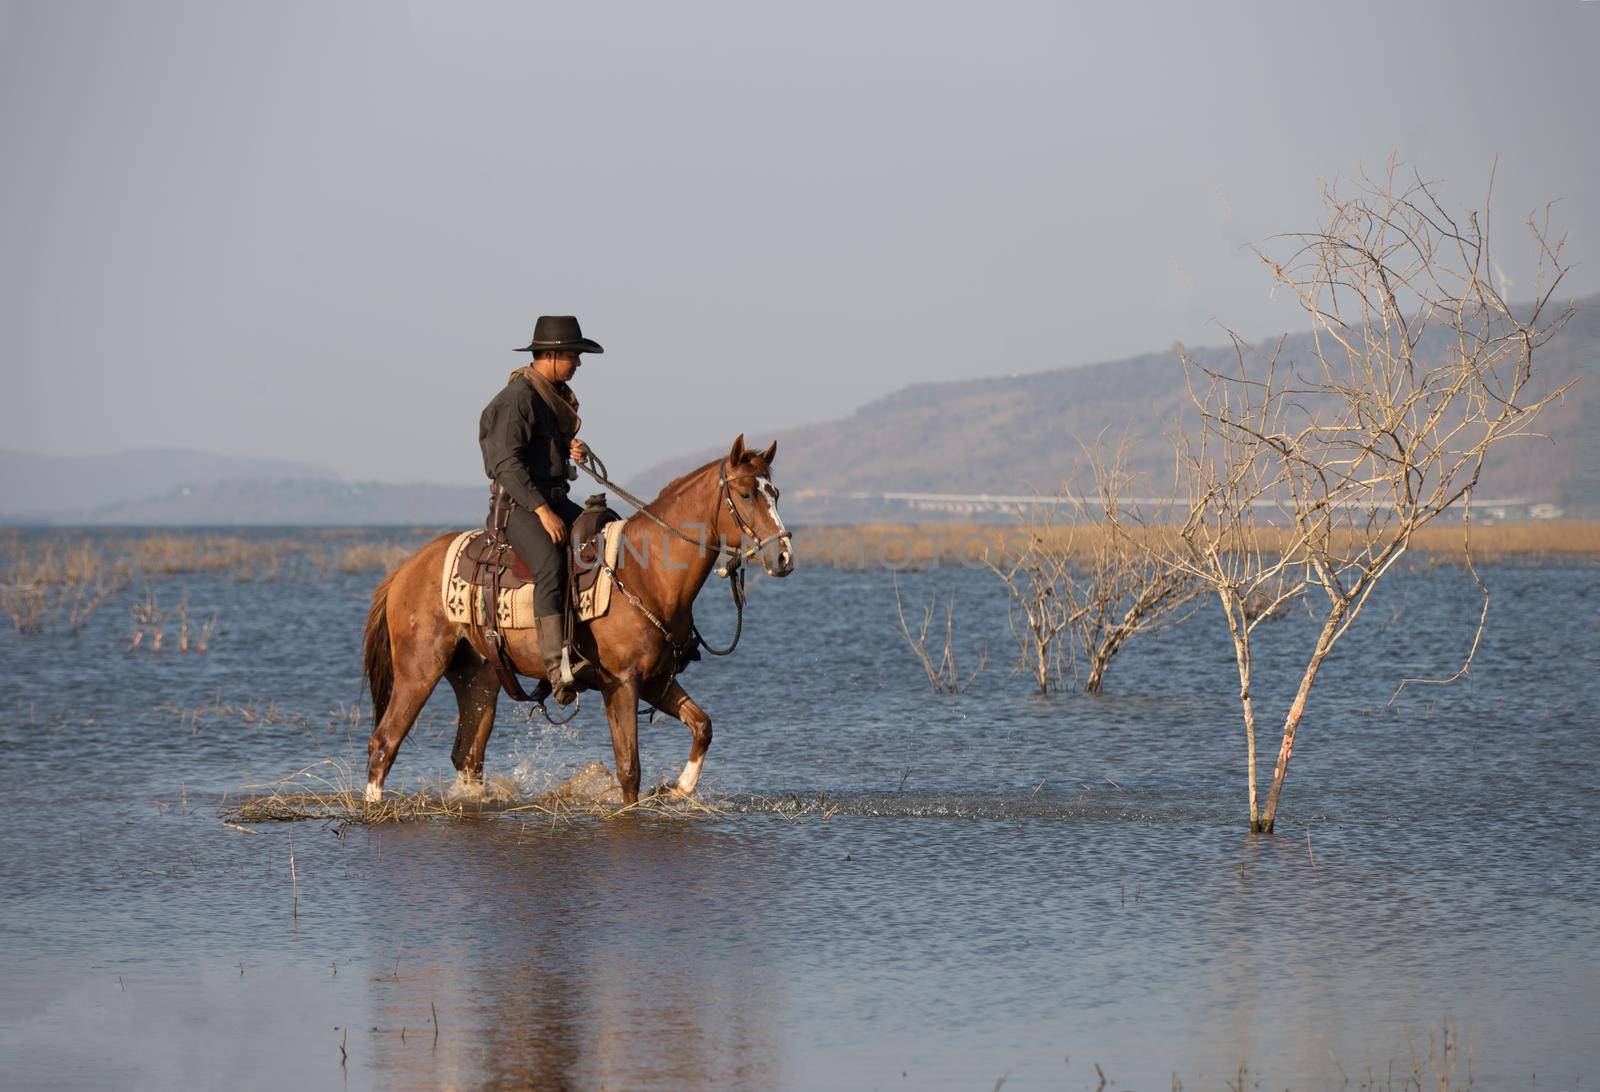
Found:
[534,614,577,706]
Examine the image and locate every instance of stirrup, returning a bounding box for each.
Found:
[572,646,601,688]
[547,663,578,707]
[528,680,580,724]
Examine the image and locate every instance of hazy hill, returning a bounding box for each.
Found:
[0,448,484,526]
[633,294,1600,521]
[47,478,485,527]
[0,447,341,517]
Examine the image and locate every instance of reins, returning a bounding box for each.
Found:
[573,450,788,662]
[575,451,720,561]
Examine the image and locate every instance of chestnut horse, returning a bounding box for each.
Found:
[361,435,794,805]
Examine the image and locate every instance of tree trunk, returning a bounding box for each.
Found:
[1083,630,1123,694]
[1237,656,1260,832]
[1258,603,1346,833]
[1220,595,1261,831]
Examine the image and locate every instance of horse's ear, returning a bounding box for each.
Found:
[728,434,746,465]
[758,439,777,464]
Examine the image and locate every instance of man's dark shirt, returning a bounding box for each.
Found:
[478,376,577,511]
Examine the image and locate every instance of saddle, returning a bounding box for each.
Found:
[569,498,622,594]
[454,530,532,587]
[442,488,625,704]
[451,492,621,600]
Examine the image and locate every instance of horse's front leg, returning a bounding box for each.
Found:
[645,678,712,796]
[601,676,642,804]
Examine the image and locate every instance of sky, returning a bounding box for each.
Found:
[2,0,1597,483]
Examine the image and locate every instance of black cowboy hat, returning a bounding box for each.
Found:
[513,315,604,355]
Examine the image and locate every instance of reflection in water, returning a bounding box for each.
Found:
[364,820,781,1089]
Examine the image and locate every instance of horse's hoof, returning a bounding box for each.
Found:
[447,773,488,802]
[482,776,521,803]
[550,762,622,804]
[364,782,382,804]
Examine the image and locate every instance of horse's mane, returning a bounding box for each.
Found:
[646,457,723,509]
[636,448,770,513]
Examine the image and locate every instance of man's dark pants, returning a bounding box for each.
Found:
[504,494,584,618]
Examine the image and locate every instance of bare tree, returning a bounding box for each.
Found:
[1166,158,1574,832]
[892,576,987,693]
[986,499,1079,693]
[1069,439,1204,693]
[987,450,1202,695]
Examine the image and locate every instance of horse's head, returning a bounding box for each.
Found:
[719,434,794,577]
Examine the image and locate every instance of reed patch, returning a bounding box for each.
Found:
[0,535,129,634]
[220,758,844,827]
[794,519,1600,569]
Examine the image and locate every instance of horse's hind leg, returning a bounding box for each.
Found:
[446,652,501,796]
[646,678,712,796]
[365,631,453,802]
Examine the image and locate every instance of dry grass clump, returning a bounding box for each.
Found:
[1406,519,1600,562]
[125,533,300,579]
[796,520,1600,569]
[0,535,130,634]
[129,591,218,652]
[800,523,1018,569]
[220,759,839,827]
[333,541,416,573]
[502,786,732,824]
[155,693,365,737]
[229,788,469,824]
[1404,1020,1473,1092]
[118,530,436,579]
[223,760,470,824]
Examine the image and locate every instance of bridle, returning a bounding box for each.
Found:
[574,452,791,578]
[570,451,792,663]
[715,470,793,578]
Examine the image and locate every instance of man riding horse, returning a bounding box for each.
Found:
[362,318,793,804]
[477,314,602,706]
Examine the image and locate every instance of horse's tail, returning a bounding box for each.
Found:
[363,570,397,728]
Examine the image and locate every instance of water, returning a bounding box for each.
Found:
[1,531,1597,1089]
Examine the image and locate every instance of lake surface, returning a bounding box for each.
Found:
[1,529,1597,1089]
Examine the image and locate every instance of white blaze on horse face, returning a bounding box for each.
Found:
[756,477,787,534]
[675,754,705,795]
[365,781,382,803]
[757,476,793,570]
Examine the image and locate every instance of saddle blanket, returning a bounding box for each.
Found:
[441,521,625,629]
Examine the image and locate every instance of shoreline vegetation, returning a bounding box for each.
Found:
[3,521,1594,635]
[796,520,1600,569]
[2,520,1598,585]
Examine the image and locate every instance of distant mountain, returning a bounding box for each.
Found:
[0,447,341,517]
[8,297,1594,526]
[633,294,1600,521]
[0,447,486,526]
[15,477,485,527]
